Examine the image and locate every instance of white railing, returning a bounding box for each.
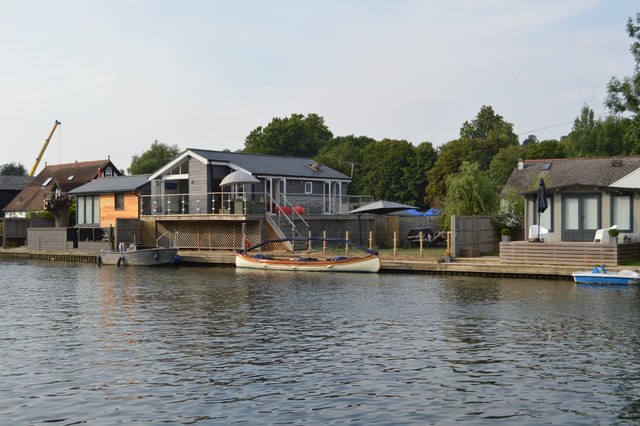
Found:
[140,192,373,216]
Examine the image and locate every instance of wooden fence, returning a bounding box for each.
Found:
[451,215,499,257]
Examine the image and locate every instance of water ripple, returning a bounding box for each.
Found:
[0,261,639,424]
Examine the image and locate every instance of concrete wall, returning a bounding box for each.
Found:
[28,228,72,251]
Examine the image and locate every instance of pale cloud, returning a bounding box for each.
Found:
[1,0,638,171]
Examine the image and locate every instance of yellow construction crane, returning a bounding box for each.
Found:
[29,120,61,177]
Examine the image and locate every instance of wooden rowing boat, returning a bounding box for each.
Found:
[235,237,380,273]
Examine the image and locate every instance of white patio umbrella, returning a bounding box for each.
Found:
[220,170,259,186]
[219,170,260,214]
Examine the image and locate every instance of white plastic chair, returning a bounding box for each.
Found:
[528,225,550,242]
[594,225,617,243]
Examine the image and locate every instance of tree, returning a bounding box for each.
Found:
[605,13,640,149]
[128,140,180,175]
[44,191,72,227]
[523,139,566,159]
[488,145,523,191]
[442,162,500,229]
[564,105,632,156]
[243,113,333,157]
[358,139,427,207]
[425,106,518,207]
[314,135,375,194]
[0,162,27,176]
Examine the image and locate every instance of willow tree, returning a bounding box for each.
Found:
[441,162,499,229]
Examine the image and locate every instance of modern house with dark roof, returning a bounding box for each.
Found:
[3,159,120,219]
[68,175,151,228]
[503,156,640,242]
[0,176,32,217]
[146,148,354,216]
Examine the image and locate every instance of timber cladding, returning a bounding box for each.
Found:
[499,241,640,266]
[100,193,140,227]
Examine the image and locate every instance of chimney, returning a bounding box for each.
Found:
[98,168,103,178]
[517,159,524,170]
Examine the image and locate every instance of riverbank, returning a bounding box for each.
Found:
[0,247,580,280]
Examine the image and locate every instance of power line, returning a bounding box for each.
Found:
[517,111,610,137]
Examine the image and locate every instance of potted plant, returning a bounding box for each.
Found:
[501,228,511,242]
[608,227,619,243]
[443,249,452,263]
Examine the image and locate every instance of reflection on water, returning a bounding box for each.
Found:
[1,260,639,424]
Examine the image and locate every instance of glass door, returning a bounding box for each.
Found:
[562,194,600,241]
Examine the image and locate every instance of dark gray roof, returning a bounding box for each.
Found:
[68,175,150,195]
[0,175,32,190]
[503,157,640,194]
[189,148,350,180]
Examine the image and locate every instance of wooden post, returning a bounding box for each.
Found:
[345,230,349,255]
[369,231,373,250]
[393,231,397,256]
[308,230,312,253]
[322,230,327,254]
[419,231,423,258]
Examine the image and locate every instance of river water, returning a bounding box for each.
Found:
[1,259,639,425]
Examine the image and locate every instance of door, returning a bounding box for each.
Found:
[562,194,600,241]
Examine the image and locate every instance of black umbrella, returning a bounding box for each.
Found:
[537,178,548,240]
[349,200,417,244]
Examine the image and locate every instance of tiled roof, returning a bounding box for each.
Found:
[503,157,640,194]
[188,148,350,180]
[0,175,32,191]
[69,175,151,195]
[3,159,119,212]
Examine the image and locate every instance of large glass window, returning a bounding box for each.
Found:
[77,196,100,225]
[612,194,632,231]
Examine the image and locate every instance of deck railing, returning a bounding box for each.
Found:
[140,192,373,216]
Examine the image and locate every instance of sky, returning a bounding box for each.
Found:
[1,0,638,174]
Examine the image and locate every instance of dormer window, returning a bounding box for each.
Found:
[105,167,113,177]
[42,177,53,187]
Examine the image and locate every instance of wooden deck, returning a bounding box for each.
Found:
[499,241,640,266]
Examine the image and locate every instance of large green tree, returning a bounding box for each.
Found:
[243,113,333,157]
[442,161,500,229]
[425,106,517,207]
[128,140,181,175]
[358,139,429,207]
[0,162,27,176]
[564,105,632,156]
[314,135,375,195]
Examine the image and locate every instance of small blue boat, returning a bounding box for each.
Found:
[572,265,640,285]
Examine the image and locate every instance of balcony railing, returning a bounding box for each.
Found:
[140,192,373,216]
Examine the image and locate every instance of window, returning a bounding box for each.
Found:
[77,195,100,225]
[67,175,75,180]
[104,167,113,177]
[612,193,633,232]
[304,182,313,194]
[115,193,125,210]
[41,177,53,187]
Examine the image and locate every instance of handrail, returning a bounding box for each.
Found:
[156,231,173,247]
[278,192,310,230]
[264,192,305,238]
[139,191,374,216]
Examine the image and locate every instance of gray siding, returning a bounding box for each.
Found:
[188,158,209,213]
